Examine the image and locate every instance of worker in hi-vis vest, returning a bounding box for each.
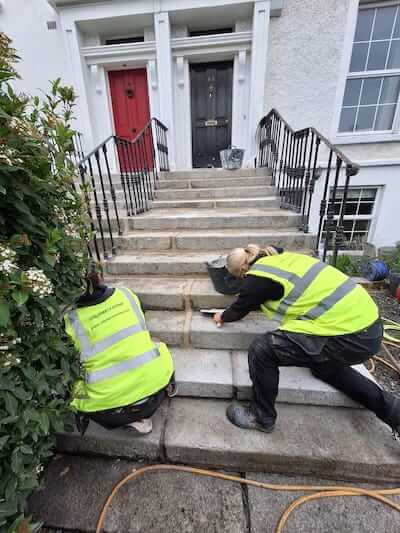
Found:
[214,244,400,440]
[64,266,175,435]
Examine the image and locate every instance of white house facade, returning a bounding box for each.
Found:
[1,0,399,249]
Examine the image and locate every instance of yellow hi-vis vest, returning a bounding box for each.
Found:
[64,288,174,413]
[248,252,379,336]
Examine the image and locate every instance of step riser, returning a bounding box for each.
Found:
[158,177,270,190]
[106,260,209,276]
[156,187,275,200]
[160,169,271,179]
[152,198,280,209]
[112,233,314,252]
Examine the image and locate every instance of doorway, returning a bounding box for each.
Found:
[109,69,152,170]
[190,61,233,168]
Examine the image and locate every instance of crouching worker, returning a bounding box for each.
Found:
[64,266,175,436]
[214,244,400,440]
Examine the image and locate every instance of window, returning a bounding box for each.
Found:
[105,37,144,45]
[322,187,378,248]
[339,3,400,133]
[189,28,233,37]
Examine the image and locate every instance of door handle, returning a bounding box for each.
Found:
[205,119,218,127]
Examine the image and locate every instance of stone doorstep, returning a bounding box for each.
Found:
[55,398,400,483]
[29,455,400,533]
[160,168,271,180]
[172,348,375,408]
[157,175,270,190]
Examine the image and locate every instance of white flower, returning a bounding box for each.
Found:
[0,259,18,275]
[0,145,23,166]
[65,223,80,239]
[25,268,53,299]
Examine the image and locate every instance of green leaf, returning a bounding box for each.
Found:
[0,302,10,327]
[11,290,29,306]
[39,412,49,435]
[43,254,56,267]
[19,445,33,455]
[4,393,18,417]
[0,436,9,450]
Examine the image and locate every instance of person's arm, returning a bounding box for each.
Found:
[214,275,284,325]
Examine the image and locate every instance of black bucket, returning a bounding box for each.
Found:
[206,256,244,295]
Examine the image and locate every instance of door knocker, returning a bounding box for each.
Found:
[126,87,135,99]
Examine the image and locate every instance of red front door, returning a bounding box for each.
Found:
[109,69,152,170]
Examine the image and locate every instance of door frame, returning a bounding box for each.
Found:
[189,60,234,168]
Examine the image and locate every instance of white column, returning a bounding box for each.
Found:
[232,50,249,153]
[61,22,94,152]
[174,56,192,169]
[248,0,271,164]
[154,11,176,169]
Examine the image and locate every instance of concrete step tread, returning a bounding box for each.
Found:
[129,207,298,218]
[55,398,399,482]
[160,168,271,179]
[156,185,275,193]
[123,228,305,237]
[152,196,279,206]
[171,347,374,408]
[157,176,270,190]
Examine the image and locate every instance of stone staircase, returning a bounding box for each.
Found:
[58,168,400,483]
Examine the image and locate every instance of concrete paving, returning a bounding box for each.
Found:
[29,456,400,533]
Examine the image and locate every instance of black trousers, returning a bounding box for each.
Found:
[248,319,386,426]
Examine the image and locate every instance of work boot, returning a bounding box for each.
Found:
[381,391,400,441]
[125,419,153,435]
[226,403,275,433]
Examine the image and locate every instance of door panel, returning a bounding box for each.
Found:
[109,69,152,170]
[190,62,233,168]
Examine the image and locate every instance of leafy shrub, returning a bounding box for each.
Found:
[332,254,362,276]
[0,34,90,532]
[380,243,400,273]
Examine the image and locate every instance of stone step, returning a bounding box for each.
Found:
[107,276,234,310]
[156,185,276,201]
[123,208,301,231]
[157,176,270,190]
[55,397,399,483]
[160,168,271,180]
[145,310,277,350]
[152,196,280,209]
[105,250,313,277]
[171,347,373,408]
[113,229,315,252]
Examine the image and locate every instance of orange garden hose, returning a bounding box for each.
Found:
[95,464,400,533]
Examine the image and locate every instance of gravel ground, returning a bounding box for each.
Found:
[367,289,400,394]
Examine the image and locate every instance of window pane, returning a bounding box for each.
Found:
[344,202,358,215]
[388,40,400,69]
[354,220,370,231]
[375,104,396,130]
[360,188,377,200]
[380,76,400,104]
[360,77,381,105]
[394,9,400,38]
[339,107,357,132]
[347,188,361,199]
[343,78,362,106]
[367,41,390,70]
[343,220,354,231]
[372,6,397,40]
[350,43,368,71]
[356,106,376,130]
[355,9,374,41]
[359,203,374,215]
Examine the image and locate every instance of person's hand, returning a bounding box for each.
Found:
[213,312,224,328]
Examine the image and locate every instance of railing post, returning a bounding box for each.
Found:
[315,149,333,256]
[78,162,101,261]
[102,143,122,236]
[94,150,115,258]
[323,156,342,263]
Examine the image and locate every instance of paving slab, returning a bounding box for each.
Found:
[164,398,400,482]
[232,351,378,408]
[155,185,275,201]
[29,456,246,533]
[190,312,278,350]
[246,472,400,533]
[172,347,234,398]
[56,402,167,460]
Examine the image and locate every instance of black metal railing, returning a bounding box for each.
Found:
[76,117,169,260]
[256,109,359,265]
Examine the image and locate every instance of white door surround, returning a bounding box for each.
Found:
[56,0,279,170]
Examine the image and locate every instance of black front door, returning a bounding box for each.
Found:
[190,61,233,168]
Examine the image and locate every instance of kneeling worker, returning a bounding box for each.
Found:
[214,244,400,439]
[65,266,175,435]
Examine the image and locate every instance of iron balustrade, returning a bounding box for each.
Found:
[76,117,169,261]
[256,109,359,265]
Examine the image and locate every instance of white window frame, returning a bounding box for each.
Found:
[322,185,380,249]
[331,0,400,144]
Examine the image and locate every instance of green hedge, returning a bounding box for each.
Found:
[0,34,90,532]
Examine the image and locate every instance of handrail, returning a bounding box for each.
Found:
[76,117,169,261]
[256,109,360,266]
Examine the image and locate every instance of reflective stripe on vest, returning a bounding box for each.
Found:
[68,287,145,362]
[86,346,160,384]
[300,277,357,321]
[250,260,356,323]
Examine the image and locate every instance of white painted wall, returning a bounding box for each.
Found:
[0,0,71,94]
